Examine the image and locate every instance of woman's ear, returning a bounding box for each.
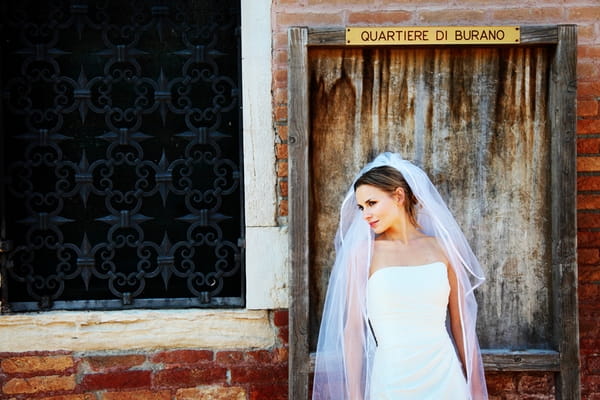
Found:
[394,187,405,205]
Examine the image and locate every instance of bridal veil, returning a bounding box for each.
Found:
[312,152,488,400]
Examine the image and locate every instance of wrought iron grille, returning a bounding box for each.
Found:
[0,0,244,311]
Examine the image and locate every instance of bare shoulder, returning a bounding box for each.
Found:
[419,235,449,264]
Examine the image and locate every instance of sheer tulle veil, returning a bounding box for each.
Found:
[312,152,488,400]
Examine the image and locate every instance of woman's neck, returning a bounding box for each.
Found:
[378,221,421,244]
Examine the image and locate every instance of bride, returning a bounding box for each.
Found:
[312,152,488,400]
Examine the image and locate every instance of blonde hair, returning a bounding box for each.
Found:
[354,166,420,227]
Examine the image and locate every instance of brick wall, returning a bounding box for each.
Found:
[1,2,598,399]
[272,0,600,399]
[0,311,289,400]
[579,74,600,400]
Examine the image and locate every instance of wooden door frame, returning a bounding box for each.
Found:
[288,25,578,400]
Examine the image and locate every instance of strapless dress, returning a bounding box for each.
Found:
[367,262,468,399]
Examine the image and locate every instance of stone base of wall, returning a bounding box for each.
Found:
[486,371,556,399]
[0,312,289,400]
[0,308,590,400]
[0,348,288,400]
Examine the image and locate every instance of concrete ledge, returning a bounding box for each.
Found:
[0,309,275,353]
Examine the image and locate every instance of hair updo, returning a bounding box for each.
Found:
[354,165,420,228]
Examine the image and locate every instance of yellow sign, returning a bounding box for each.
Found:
[346,26,520,45]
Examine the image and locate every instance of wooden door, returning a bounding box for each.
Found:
[288,26,578,400]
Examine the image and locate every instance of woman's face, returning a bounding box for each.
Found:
[355,184,404,235]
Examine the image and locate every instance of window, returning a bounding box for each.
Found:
[0,0,244,311]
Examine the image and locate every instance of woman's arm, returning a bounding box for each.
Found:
[447,264,467,377]
[344,290,365,400]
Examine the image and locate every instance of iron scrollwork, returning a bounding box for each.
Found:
[1,0,244,311]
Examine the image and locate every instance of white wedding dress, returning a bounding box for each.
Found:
[367,261,469,400]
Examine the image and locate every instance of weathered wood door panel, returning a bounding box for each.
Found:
[288,25,578,400]
[309,46,552,350]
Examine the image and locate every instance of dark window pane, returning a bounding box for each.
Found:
[0,0,244,311]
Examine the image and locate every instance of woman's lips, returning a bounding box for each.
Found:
[369,221,378,228]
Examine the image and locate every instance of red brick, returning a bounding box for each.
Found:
[277,161,288,177]
[485,372,517,394]
[490,7,564,22]
[279,179,288,197]
[580,328,600,347]
[272,32,288,52]
[578,119,600,135]
[275,12,344,27]
[215,351,244,366]
[348,11,411,24]
[579,248,600,265]
[579,306,600,320]
[276,143,288,160]
[581,337,600,356]
[587,355,600,374]
[578,194,600,210]
[278,326,289,344]
[579,283,600,302]
[249,383,288,400]
[380,0,446,4]
[578,137,600,154]
[578,213,600,228]
[417,9,486,24]
[175,386,246,400]
[81,370,151,391]
[230,364,287,384]
[1,355,74,374]
[39,395,95,400]
[245,350,273,364]
[466,0,523,3]
[579,100,599,117]
[581,374,600,393]
[274,50,288,70]
[2,375,76,395]
[579,45,600,59]
[578,175,600,191]
[273,347,289,364]
[273,309,289,327]
[306,0,364,5]
[246,348,288,365]
[579,231,600,247]
[277,125,288,141]
[579,157,600,172]
[102,389,172,400]
[580,305,600,318]
[273,88,288,106]
[151,350,213,365]
[580,265,600,282]
[279,200,289,217]
[273,68,288,89]
[578,81,600,99]
[579,61,600,81]
[576,24,597,46]
[274,104,288,121]
[84,355,146,372]
[579,315,600,350]
[517,373,554,394]
[568,6,600,21]
[153,366,227,388]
